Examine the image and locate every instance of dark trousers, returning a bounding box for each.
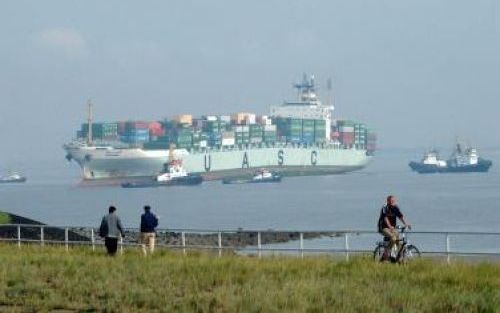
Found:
[105,237,119,255]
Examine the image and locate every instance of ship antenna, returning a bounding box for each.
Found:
[168,143,176,162]
[87,99,93,145]
[327,77,333,108]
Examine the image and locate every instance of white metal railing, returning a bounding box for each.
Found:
[1,224,500,261]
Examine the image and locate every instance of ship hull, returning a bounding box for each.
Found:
[121,174,203,188]
[0,177,27,183]
[65,145,372,181]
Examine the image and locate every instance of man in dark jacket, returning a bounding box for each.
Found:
[379,195,411,260]
[100,206,125,256]
[140,205,159,255]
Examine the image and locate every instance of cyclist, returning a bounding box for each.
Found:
[377,195,411,260]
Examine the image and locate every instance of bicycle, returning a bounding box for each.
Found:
[373,226,421,263]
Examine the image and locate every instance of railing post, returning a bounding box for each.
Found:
[40,226,44,247]
[299,232,304,259]
[446,233,450,264]
[17,225,21,248]
[65,228,69,251]
[257,232,262,259]
[218,231,222,257]
[91,229,95,251]
[181,232,186,255]
[344,233,349,261]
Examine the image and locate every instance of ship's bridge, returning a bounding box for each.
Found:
[270,74,333,140]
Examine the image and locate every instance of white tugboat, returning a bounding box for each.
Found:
[122,146,203,188]
[222,169,282,184]
[251,169,282,183]
[0,172,27,184]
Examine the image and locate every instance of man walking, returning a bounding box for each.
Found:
[140,205,159,255]
[100,206,125,256]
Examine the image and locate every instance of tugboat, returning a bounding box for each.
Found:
[408,150,447,174]
[222,169,282,184]
[409,143,492,174]
[122,146,203,188]
[445,143,492,173]
[0,172,27,184]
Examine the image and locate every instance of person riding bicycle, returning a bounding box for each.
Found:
[378,195,411,260]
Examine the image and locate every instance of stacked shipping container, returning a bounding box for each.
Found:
[76,114,374,152]
[79,122,119,141]
[337,120,355,147]
[121,121,150,144]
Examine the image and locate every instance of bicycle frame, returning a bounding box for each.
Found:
[376,226,411,262]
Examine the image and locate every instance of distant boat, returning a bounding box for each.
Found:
[222,169,282,184]
[409,143,492,174]
[0,172,27,183]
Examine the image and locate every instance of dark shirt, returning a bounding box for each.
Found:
[140,211,159,233]
[381,205,403,229]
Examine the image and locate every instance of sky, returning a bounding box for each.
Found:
[1,0,499,165]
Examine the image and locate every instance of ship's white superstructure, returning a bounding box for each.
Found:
[270,75,332,140]
[421,151,447,168]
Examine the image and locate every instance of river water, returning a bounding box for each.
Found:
[1,148,499,236]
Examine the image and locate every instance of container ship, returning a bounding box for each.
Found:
[64,75,376,181]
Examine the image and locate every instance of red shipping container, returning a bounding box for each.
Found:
[339,132,354,144]
[126,121,149,130]
[150,128,165,137]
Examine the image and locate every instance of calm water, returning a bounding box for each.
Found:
[1,149,500,233]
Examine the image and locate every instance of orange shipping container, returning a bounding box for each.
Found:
[174,115,193,125]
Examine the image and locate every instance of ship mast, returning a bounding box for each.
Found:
[168,143,176,162]
[87,99,93,145]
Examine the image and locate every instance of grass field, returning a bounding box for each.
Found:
[0,244,499,312]
[0,212,11,224]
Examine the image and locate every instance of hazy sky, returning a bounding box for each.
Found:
[1,0,499,164]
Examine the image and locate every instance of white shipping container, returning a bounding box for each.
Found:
[264,124,277,131]
[244,114,256,125]
[339,126,354,132]
[204,115,217,121]
[221,138,235,146]
[219,115,231,122]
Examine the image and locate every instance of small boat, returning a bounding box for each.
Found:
[222,169,282,184]
[409,143,492,174]
[122,159,202,188]
[0,173,27,184]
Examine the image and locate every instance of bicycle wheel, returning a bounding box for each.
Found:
[373,245,385,261]
[401,244,421,261]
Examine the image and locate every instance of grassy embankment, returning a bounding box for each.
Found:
[0,244,499,312]
[0,212,11,224]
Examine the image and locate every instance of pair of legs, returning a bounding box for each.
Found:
[105,237,119,255]
[381,228,400,259]
[140,232,156,255]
